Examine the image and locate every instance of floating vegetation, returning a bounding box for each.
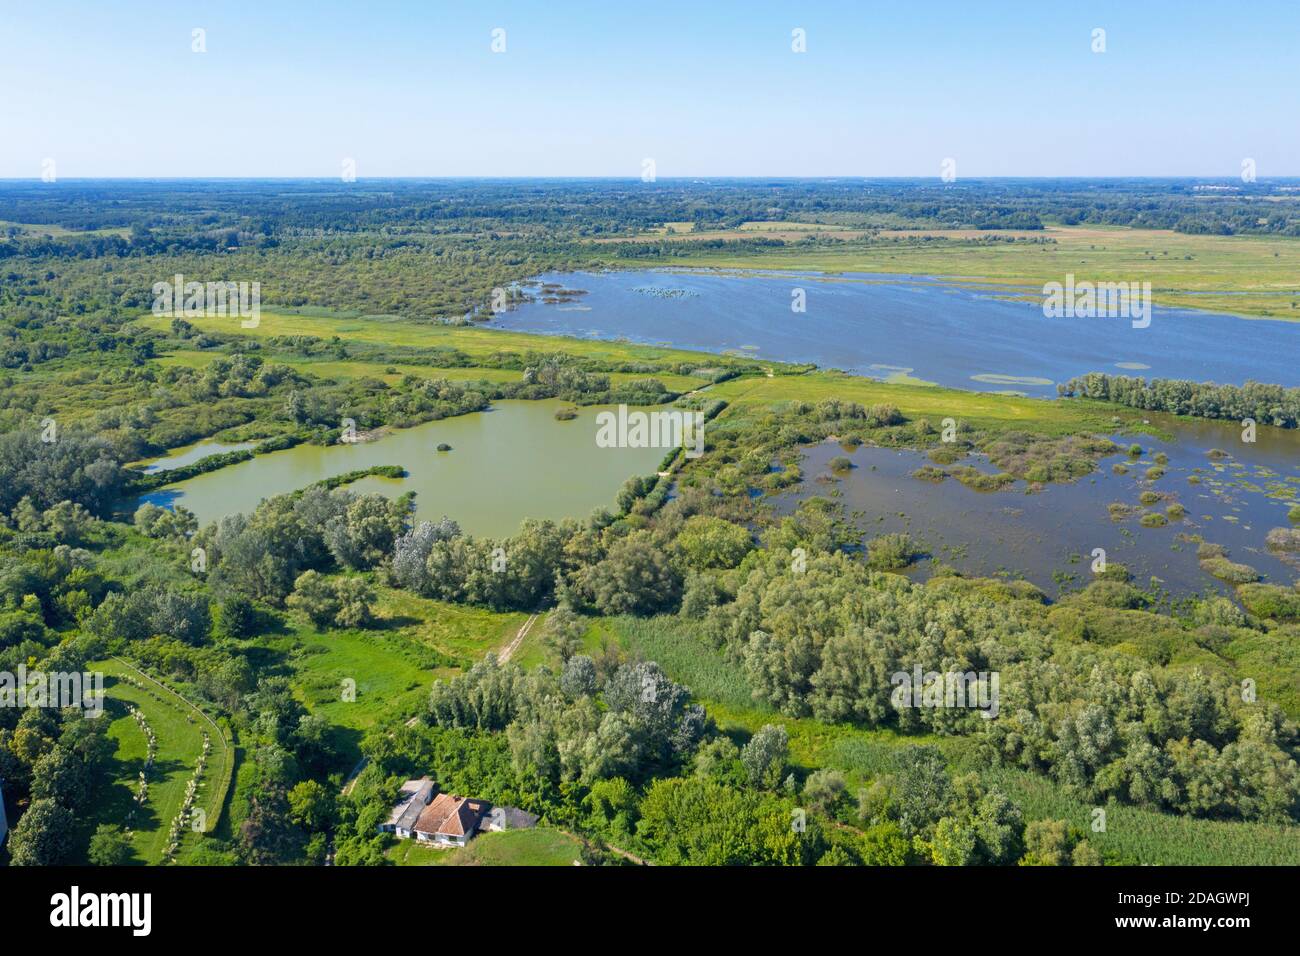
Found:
[632,286,698,299]
[1265,527,1300,553]
[1199,554,1261,584]
[928,446,963,465]
[969,373,1054,387]
[949,466,1017,491]
[1166,503,1187,519]
[553,407,578,421]
[1140,513,1169,528]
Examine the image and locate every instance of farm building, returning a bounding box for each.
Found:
[379,778,435,839]
[378,777,537,847]
[412,793,488,847]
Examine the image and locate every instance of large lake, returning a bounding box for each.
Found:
[490,270,1300,397]
[134,400,666,537]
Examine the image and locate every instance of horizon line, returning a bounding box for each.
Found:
[3,175,1300,183]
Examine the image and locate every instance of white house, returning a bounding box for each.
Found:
[412,793,488,848]
[378,778,434,839]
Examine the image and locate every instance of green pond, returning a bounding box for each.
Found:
[136,400,668,538]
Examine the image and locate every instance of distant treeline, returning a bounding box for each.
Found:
[1060,372,1300,428]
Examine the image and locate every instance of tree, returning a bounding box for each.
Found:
[288,779,337,833]
[560,654,598,699]
[803,768,847,814]
[332,577,376,628]
[741,724,789,790]
[541,605,586,663]
[891,746,952,838]
[7,798,75,865]
[213,593,257,638]
[286,570,341,628]
[1020,819,1073,866]
[675,515,753,570]
[325,494,408,570]
[578,532,680,615]
[88,824,133,866]
[30,747,91,808]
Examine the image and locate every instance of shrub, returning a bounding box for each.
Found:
[866,533,922,571]
[1265,527,1300,553]
[1199,556,1261,584]
[1236,583,1300,621]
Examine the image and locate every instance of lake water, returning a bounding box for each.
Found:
[490,270,1300,397]
[135,400,667,537]
[133,438,258,473]
[771,412,1300,596]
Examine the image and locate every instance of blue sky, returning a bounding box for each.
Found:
[2,0,1297,177]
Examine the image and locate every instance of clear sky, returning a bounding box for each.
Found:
[2,0,1297,178]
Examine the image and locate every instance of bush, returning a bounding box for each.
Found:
[1236,583,1300,621]
[1199,556,1261,584]
[865,533,922,571]
[1265,527,1300,553]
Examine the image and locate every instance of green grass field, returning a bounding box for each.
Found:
[387,826,585,866]
[251,586,527,770]
[709,370,1136,434]
[154,348,707,393]
[135,308,730,366]
[86,659,232,864]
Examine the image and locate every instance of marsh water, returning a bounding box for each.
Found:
[134,400,666,538]
[492,269,1300,397]
[771,412,1300,596]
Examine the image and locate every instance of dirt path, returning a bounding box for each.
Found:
[498,613,539,663]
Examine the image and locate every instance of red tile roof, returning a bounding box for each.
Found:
[414,794,485,838]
